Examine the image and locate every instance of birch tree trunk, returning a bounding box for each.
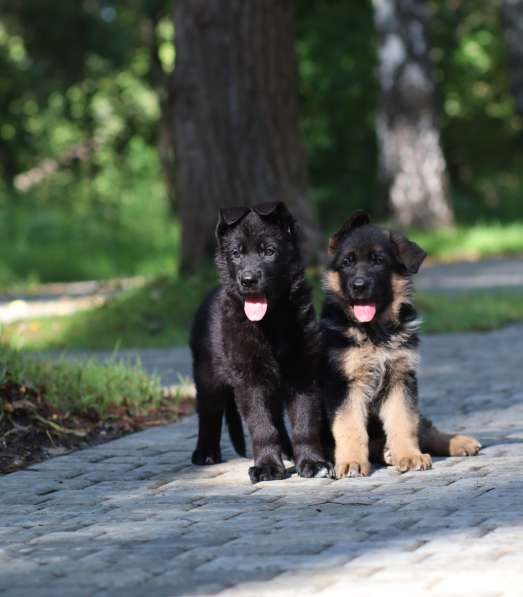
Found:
[172,0,322,272]
[373,0,454,229]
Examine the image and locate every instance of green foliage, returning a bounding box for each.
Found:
[296,0,379,228]
[1,1,523,289]
[0,1,178,287]
[431,0,523,222]
[296,0,523,224]
[0,343,163,415]
[0,2,151,178]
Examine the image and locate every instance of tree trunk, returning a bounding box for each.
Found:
[372,0,454,229]
[172,0,322,272]
[501,0,523,119]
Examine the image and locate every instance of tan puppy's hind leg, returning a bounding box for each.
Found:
[419,418,481,457]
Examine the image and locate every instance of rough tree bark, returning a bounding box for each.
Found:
[172,0,322,272]
[501,0,523,119]
[372,0,454,229]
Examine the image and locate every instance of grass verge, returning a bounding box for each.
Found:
[0,344,194,473]
[3,272,523,351]
[410,222,523,262]
[416,289,523,333]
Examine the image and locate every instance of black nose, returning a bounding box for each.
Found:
[241,271,259,288]
[351,277,369,291]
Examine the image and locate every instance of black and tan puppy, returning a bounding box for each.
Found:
[320,211,480,478]
[191,201,332,483]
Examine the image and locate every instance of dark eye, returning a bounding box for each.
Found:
[232,248,241,259]
[342,253,355,267]
[371,253,384,265]
[264,247,275,257]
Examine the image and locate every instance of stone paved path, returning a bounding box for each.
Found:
[1,324,523,596]
[417,256,523,292]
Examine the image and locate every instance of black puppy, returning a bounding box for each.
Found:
[320,211,480,478]
[191,201,331,483]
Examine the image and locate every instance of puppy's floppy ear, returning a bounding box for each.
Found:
[389,231,427,274]
[328,210,371,254]
[253,201,296,236]
[215,206,249,239]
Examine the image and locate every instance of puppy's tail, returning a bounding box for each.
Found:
[225,397,246,457]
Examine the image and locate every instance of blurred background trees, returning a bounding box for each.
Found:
[0,0,522,284]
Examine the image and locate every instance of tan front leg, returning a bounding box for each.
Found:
[332,390,371,478]
[380,384,431,473]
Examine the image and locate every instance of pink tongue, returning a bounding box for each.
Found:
[244,296,268,322]
[353,304,377,323]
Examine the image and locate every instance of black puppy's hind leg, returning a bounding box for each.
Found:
[192,387,230,465]
[224,396,246,457]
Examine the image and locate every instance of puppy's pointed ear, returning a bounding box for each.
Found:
[254,201,296,237]
[215,206,249,239]
[328,210,370,254]
[390,231,427,274]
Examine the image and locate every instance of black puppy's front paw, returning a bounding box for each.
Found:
[192,447,222,466]
[248,461,287,483]
[296,458,334,479]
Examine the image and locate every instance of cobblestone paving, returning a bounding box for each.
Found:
[1,325,523,596]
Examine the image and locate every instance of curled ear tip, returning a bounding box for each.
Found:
[253,201,288,216]
[219,206,250,226]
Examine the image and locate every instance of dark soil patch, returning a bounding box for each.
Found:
[0,378,194,474]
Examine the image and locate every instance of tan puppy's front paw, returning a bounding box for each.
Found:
[335,460,372,479]
[393,452,432,473]
[448,435,481,456]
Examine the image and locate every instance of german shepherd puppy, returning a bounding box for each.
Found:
[191,202,332,483]
[321,211,481,478]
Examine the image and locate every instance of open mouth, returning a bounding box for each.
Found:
[352,303,377,323]
[244,294,268,322]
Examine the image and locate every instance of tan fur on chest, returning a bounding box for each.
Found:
[340,342,418,392]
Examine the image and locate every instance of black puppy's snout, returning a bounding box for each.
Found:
[351,276,369,291]
[240,270,260,288]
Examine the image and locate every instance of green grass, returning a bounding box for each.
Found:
[410,222,523,262]
[4,271,523,351]
[416,289,523,333]
[0,193,179,289]
[0,343,164,415]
